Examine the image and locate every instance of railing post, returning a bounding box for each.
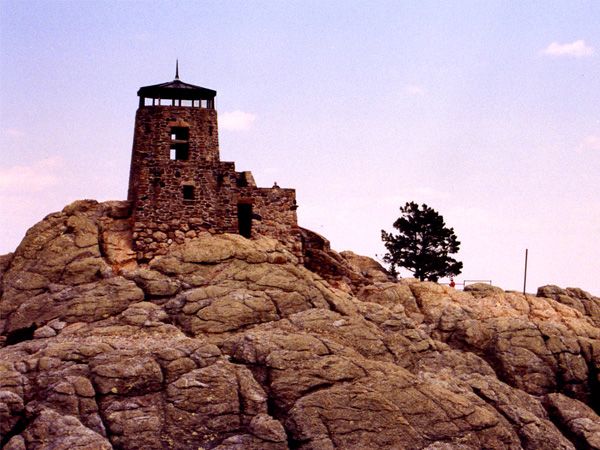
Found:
[523,249,528,295]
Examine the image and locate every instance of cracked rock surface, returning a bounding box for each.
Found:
[1,200,599,449]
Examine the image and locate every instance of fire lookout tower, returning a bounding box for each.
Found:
[127,66,301,260]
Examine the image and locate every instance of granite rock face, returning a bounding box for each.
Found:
[1,200,599,449]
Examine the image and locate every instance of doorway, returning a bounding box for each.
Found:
[237,203,252,238]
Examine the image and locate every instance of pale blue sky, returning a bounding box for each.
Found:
[1,1,599,294]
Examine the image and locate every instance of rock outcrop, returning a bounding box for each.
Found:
[1,200,599,449]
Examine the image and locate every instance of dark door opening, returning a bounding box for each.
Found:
[237,203,252,238]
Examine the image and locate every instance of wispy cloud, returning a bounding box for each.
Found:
[542,40,594,57]
[404,84,426,96]
[0,157,64,192]
[579,134,600,152]
[219,110,257,131]
[2,128,25,138]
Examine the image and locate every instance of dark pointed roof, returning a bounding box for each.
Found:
[137,65,216,101]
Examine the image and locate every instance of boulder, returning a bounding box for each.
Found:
[538,285,600,326]
[0,200,598,449]
[543,393,600,450]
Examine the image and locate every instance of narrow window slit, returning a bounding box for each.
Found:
[183,185,195,200]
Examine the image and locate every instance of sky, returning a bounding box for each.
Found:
[1,1,599,295]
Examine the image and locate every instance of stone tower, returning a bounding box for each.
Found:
[127,67,301,260]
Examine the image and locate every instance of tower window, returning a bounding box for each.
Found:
[170,127,190,160]
[170,144,189,160]
[170,127,189,141]
[182,185,195,200]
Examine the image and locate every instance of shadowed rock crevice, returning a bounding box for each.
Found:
[93,391,112,446]
[584,352,600,415]
[542,393,600,450]
[5,324,36,346]
[0,408,28,448]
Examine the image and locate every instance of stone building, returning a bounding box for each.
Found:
[127,68,301,260]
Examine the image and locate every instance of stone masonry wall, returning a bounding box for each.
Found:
[241,187,302,256]
[128,106,221,221]
[128,105,301,261]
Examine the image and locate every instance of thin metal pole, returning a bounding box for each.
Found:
[523,249,528,295]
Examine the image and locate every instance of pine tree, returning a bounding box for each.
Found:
[381,202,463,282]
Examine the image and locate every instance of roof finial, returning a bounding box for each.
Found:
[175,59,180,80]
